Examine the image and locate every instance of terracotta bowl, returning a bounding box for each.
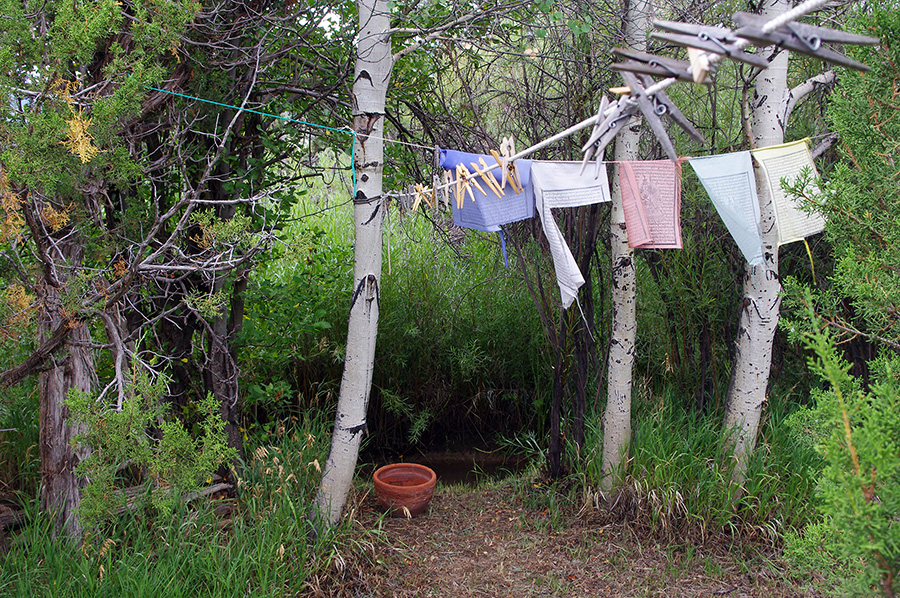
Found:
[372,463,437,517]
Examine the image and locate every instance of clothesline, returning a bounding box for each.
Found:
[142,81,836,207]
[390,130,835,203]
[423,141,823,311]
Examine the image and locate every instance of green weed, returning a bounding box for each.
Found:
[575,384,819,545]
[0,415,358,598]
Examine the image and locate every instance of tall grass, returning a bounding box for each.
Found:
[0,412,362,598]
[0,383,39,499]
[573,384,820,545]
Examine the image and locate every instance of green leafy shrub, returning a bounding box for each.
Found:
[236,224,346,426]
[66,370,235,529]
[0,415,350,598]
[790,305,900,596]
[779,9,900,596]
[783,521,861,593]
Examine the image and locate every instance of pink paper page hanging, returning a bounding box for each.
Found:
[619,160,683,249]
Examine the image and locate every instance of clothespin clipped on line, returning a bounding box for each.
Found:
[455,163,486,207]
[611,47,701,84]
[469,158,505,199]
[397,185,412,213]
[440,170,450,208]
[581,73,705,164]
[651,20,770,70]
[580,95,613,177]
[490,137,523,195]
[731,12,878,72]
[686,47,715,84]
[581,93,637,170]
[411,183,431,212]
[624,71,705,160]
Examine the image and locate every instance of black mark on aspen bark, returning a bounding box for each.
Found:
[345,423,367,436]
[611,255,633,289]
[363,203,380,225]
[354,113,382,146]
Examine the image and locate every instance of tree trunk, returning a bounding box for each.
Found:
[208,306,244,458]
[723,0,789,483]
[599,0,650,495]
[38,248,93,540]
[549,311,568,478]
[208,200,245,459]
[315,0,391,526]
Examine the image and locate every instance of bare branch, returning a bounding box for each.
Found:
[392,0,531,62]
[812,132,839,159]
[0,322,70,388]
[784,70,836,125]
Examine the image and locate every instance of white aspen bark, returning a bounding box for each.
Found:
[314,0,391,526]
[600,0,651,495]
[724,0,789,483]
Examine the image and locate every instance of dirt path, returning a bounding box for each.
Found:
[330,479,821,598]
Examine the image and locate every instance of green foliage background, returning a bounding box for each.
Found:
[780,8,900,595]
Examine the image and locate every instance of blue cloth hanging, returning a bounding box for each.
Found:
[439,149,534,232]
[439,149,535,268]
[690,151,765,265]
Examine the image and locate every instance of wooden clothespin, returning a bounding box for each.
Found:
[420,183,433,209]
[619,71,706,161]
[491,139,523,195]
[397,185,411,213]
[411,183,425,212]
[581,94,638,165]
[686,47,715,85]
[732,12,878,72]
[650,19,769,69]
[581,72,706,164]
[440,170,450,209]
[611,47,698,84]
[580,95,612,177]
[500,137,523,194]
[470,158,505,199]
[458,163,486,197]
[455,164,484,207]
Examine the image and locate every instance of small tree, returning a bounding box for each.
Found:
[784,8,900,595]
[0,0,350,538]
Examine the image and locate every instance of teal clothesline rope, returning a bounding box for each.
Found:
[142,85,358,195]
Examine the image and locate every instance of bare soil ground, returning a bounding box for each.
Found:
[323,479,824,598]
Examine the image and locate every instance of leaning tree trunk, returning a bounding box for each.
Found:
[314,0,390,526]
[38,246,93,540]
[723,0,789,483]
[599,0,650,495]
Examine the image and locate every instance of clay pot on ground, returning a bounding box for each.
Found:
[372,463,437,517]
